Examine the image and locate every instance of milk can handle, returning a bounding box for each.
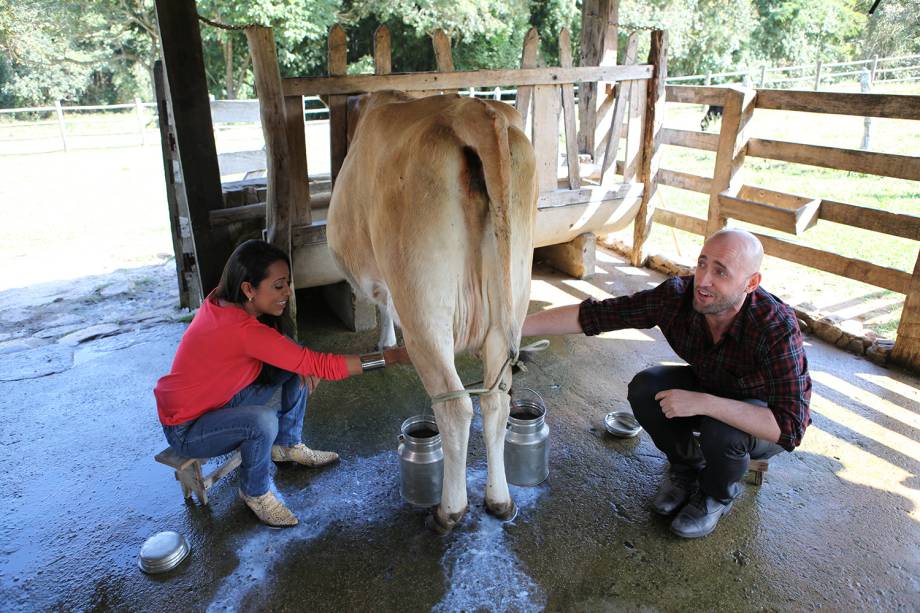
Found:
[398,433,405,444]
[511,386,545,408]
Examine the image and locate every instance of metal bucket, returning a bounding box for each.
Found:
[397,415,443,507]
[504,388,550,486]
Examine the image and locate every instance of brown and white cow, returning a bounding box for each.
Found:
[327,91,538,531]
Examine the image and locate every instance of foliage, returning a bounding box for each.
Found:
[750,0,866,67]
[861,0,920,57]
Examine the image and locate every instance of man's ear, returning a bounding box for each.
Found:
[746,272,761,294]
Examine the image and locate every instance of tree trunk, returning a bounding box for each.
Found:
[224,35,235,99]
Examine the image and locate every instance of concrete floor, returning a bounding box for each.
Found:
[1,250,918,612]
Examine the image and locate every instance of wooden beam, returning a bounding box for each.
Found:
[719,193,820,235]
[374,25,391,75]
[516,28,539,127]
[892,249,920,371]
[537,182,639,209]
[284,95,311,226]
[658,168,713,194]
[430,29,456,95]
[153,0,229,298]
[600,32,639,185]
[819,199,920,241]
[211,192,332,227]
[622,79,645,183]
[660,127,719,151]
[666,85,726,106]
[755,233,911,294]
[558,29,580,190]
[631,30,667,267]
[327,25,348,185]
[532,83,560,192]
[706,86,756,236]
[246,26,293,253]
[283,64,653,97]
[747,138,920,182]
[755,89,920,120]
[653,207,707,235]
[578,0,619,155]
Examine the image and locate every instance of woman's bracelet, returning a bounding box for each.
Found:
[360,351,387,372]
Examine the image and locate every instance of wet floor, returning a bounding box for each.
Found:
[1,252,918,611]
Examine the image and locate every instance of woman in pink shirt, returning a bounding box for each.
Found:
[155,240,409,527]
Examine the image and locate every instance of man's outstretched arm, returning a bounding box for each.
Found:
[522,304,584,337]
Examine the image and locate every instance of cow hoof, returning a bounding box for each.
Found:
[425,507,467,535]
[485,499,518,521]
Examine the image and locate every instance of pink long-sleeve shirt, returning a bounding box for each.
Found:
[154,295,350,425]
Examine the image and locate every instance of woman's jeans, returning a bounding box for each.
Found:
[628,365,784,503]
[162,370,307,497]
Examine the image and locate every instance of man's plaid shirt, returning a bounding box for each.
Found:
[578,275,811,451]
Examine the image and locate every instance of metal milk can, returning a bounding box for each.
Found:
[504,388,550,486]
[397,415,443,507]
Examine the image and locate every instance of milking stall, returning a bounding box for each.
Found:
[4,0,918,610]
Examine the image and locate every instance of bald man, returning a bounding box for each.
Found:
[522,229,811,538]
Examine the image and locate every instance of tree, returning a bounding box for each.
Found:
[860,0,920,57]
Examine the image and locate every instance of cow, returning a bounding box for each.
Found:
[700,105,724,131]
[327,91,538,532]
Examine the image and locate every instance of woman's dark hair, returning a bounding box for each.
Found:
[214,239,294,384]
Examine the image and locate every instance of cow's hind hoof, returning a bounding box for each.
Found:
[485,499,518,522]
[425,507,467,535]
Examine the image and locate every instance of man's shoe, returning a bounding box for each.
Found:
[651,474,698,516]
[239,489,299,527]
[670,491,736,538]
[271,443,339,467]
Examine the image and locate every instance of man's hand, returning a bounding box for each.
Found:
[655,389,711,419]
[383,346,412,366]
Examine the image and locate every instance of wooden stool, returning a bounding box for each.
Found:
[155,447,242,505]
[747,459,769,485]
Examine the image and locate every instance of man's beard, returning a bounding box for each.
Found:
[693,289,747,315]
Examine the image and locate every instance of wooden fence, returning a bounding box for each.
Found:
[637,84,920,370]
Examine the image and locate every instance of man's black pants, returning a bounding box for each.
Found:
[628,365,784,503]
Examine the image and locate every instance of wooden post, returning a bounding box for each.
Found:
[577,0,619,156]
[532,82,560,193]
[54,100,68,152]
[154,0,230,298]
[892,249,920,371]
[134,97,147,145]
[630,30,667,267]
[536,232,597,279]
[558,28,580,190]
[860,68,872,151]
[759,65,767,87]
[516,28,539,127]
[327,25,348,185]
[431,29,457,94]
[285,95,311,226]
[870,55,879,83]
[705,71,712,86]
[814,60,823,91]
[153,60,196,309]
[374,25,391,75]
[705,86,756,237]
[600,32,639,185]
[622,79,645,184]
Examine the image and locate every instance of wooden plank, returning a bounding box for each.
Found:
[660,127,719,151]
[532,84,559,192]
[755,233,911,294]
[153,0,229,298]
[374,25,391,75]
[284,95,311,226]
[430,29,456,95]
[666,85,726,106]
[892,250,920,371]
[537,182,638,209]
[755,89,920,120]
[516,28,540,128]
[600,32,639,185]
[706,86,756,236]
[283,64,653,97]
[658,168,712,194]
[578,0,618,155]
[622,79,645,183]
[747,138,920,182]
[211,192,332,226]
[653,207,707,235]
[719,193,820,235]
[327,25,348,185]
[292,221,328,248]
[819,199,920,241]
[631,30,668,267]
[558,29,579,190]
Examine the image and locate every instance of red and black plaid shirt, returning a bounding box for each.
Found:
[579,275,811,451]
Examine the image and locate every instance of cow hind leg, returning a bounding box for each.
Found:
[479,328,516,520]
[402,331,473,533]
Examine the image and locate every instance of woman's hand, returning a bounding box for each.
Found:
[383,346,412,366]
[300,374,320,393]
